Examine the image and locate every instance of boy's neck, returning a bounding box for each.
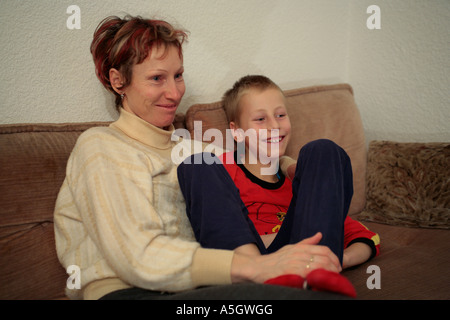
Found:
[241,151,280,183]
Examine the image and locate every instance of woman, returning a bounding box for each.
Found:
[54,15,342,300]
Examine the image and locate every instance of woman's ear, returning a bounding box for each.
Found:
[109,68,125,94]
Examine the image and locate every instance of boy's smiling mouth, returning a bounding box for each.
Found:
[264,136,285,143]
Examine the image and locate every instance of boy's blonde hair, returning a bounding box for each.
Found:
[222,75,284,124]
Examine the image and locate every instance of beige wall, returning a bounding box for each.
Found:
[0,0,448,143]
[348,0,449,142]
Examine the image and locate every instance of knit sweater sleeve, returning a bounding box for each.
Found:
[54,127,233,298]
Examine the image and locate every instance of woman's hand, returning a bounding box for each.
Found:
[231,232,342,284]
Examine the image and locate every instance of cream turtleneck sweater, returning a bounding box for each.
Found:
[54,109,234,300]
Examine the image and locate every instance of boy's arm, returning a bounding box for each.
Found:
[343,217,380,269]
[280,156,381,269]
[343,242,372,269]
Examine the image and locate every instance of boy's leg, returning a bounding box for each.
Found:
[268,139,353,264]
[177,153,267,253]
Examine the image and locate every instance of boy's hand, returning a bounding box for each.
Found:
[286,163,296,181]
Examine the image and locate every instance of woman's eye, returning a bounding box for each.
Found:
[175,73,184,81]
[149,75,161,82]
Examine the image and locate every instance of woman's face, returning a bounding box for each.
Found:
[121,44,185,129]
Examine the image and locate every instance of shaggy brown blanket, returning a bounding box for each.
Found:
[358,141,449,229]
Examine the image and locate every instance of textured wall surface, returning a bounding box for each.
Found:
[348,0,450,143]
[0,0,448,143]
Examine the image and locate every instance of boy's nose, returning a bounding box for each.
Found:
[267,116,280,130]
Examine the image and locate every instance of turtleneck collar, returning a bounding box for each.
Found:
[110,108,175,150]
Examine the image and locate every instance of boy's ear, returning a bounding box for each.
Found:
[109,68,125,95]
[230,122,244,143]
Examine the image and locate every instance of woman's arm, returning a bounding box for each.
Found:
[56,129,233,294]
[231,232,342,284]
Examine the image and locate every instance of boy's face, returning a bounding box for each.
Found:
[230,88,291,160]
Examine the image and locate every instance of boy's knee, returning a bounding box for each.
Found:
[300,139,341,156]
[299,140,351,166]
[304,139,338,150]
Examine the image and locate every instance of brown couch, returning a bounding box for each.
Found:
[1,83,448,300]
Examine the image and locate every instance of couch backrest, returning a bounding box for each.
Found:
[0,122,110,299]
[0,83,366,299]
[184,83,367,216]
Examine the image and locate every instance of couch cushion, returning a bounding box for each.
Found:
[184,83,366,215]
[357,141,450,229]
[173,113,187,129]
[0,122,109,299]
[343,221,450,299]
[185,101,232,149]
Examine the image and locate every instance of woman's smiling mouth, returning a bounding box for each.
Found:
[157,104,178,109]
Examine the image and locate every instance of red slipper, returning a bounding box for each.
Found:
[264,274,305,289]
[305,269,357,298]
[264,270,356,298]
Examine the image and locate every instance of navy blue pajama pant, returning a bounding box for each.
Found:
[177,139,353,264]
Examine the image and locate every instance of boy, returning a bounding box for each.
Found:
[177,75,379,296]
[220,75,379,267]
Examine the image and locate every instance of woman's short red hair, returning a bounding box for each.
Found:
[90,15,188,109]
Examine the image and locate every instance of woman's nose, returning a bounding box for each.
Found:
[165,79,184,101]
